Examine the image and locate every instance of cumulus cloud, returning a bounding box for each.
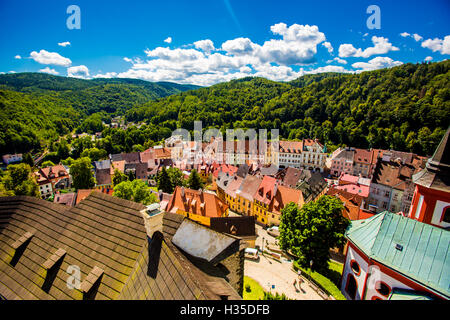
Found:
[194,39,215,54]
[67,65,89,78]
[352,56,402,72]
[338,36,399,58]
[412,34,423,42]
[322,41,333,53]
[421,35,450,55]
[14,55,21,59]
[424,56,433,62]
[30,49,72,66]
[94,23,405,86]
[307,65,352,74]
[93,72,118,78]
[164,37,172,44]
[58,41,71,47]
[400,32,410,38]
[39,67,59,75]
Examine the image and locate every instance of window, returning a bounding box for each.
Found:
[443,207,450,224]
[375,281,391,297]
[345,274,358,300]
[350,260,361,276]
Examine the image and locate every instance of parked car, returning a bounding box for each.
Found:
[267,226,280,237]
[244,247,259,260]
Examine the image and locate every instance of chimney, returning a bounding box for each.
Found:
[180,186,185,198]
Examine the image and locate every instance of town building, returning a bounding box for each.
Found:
[235,175,262,217]
[368,155,424,214]
[268,139,327,172]
[34,165,71,199]
[2,153,23,165]
[253,176,278,225]
[407,128,450,228]
[341,211,449,300]
[267,185,304,226]
[340,129,450,301]
[166,186,229,226]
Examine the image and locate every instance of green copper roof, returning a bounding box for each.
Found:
[388,288,434,300]
[346,212,450,298]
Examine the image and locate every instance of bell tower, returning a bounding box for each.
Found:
[408,128,450,228]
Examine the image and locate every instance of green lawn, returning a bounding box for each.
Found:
[293,260,346,300]
[243,276,265,300]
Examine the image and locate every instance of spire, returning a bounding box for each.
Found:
[412,127,450,192]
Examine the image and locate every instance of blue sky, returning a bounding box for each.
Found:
[1,0,449,85]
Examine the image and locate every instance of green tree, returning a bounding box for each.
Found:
[187,169,204,190]
[0,163,39,197]
[112,168,128,186]
[22,152,34,167]
[279,196,349,272]
[70,157,96,190]
[157,167,173,193]
[80,147,107,162]
[113,179,158,205]
[41,160,56,167]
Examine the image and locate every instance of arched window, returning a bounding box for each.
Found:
[350,260,361,276]
[345,274,358,300]
[375,281,391,297]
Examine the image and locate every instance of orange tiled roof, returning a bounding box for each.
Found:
[254,176,277,205]
[269,185,303,215]
[166,186,228,218]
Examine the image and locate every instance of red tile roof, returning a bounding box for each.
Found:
[166,186,229,218]
[254,176,277,205]
[269,185,303,215]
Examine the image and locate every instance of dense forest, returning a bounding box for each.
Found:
[0,73,199,154]
[1,60,449,157]
[126,60,450,156]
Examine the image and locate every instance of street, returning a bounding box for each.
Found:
[244,223,324,300]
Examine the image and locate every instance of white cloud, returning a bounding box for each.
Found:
[123,57,132,62]
[412,34,423,42]
[421,36,450,55]
[333,57,347,64]
[67,65,89,78]
[39,67,59,75]
[164,37,172,44]
[400,32,410,38]
[14,55,21,59]
[93,72,118,78]
[424,56,433,62]
[58,41,71,47]
[363,33,369,37]
[30,49,72,67]
[338,36,399,58]
[352,56,402,72]
[193,39,215,54]
[322,41,333,53]
[307,65,352,74]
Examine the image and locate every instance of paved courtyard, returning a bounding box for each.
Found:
[244,224,324,300]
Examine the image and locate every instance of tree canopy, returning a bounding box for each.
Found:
[113,179,158,205]
[278,196,349,272]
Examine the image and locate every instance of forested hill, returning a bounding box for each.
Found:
[0,73,199,154]
[1,61,449,157]
[0,73,200,114]
[126,60,450,157]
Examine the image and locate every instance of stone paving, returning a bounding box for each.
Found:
[244,224,324,300]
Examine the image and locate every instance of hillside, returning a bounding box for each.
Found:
[0,73,200,154]
[126,60,449,157]
[1,61,449,157]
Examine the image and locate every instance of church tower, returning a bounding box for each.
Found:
[408,128,450,228]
